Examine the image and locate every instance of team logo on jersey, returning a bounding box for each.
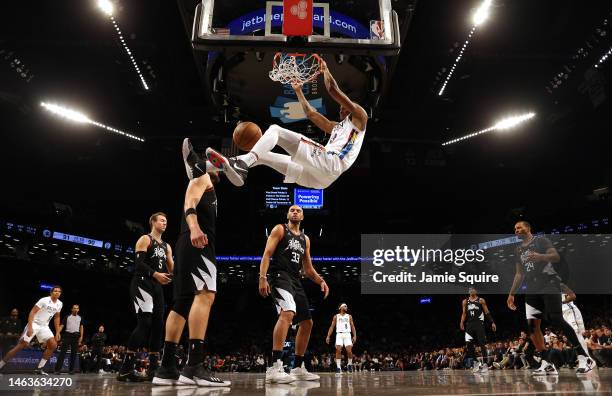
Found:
[520,249,534,272]
[285,238,305,254]
[467,303,479,311]
[152,246,166,260]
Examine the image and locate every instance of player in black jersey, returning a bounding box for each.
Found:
[460,287,496,372]
[507,221,593,375]
[259,205,329,384]
[117,212,174,382]
[153,139,230,387]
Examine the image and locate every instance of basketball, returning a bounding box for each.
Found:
[233,121,262,151]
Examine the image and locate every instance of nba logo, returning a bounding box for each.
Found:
[370,20,385,40]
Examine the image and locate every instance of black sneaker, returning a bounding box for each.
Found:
[33,368,49,376]
[152,365,180,386]
[116,370,144,382]
[179,364,231,387]
[206,148,247,187]
[182,138,207,180]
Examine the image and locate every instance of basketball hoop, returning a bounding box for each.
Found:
[269,53,321,85]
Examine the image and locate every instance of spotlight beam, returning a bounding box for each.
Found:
[41,102,145,142]
[97,0,149,91]
[438,0,493,96]
[442,112,535,146]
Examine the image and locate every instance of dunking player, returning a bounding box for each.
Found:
[562,286,596,370]
[259,205,329,383]
[185,60,368,190]
[117,212,174,381]
[459,287,496,372]
[507,221,594,375]
[0,286,63,375]
[325,303,357,373]
[153,141,230,387]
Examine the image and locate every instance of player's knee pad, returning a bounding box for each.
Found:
[173,296,194,319]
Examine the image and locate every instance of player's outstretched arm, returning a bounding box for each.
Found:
[292,83,336,134]
[320,60,368,130]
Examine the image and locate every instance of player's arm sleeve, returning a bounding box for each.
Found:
[134,235,153,277]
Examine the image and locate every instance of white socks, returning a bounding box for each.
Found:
[336,359,341,367]
[38,359,47,369]
[348,358,353,365]
[237,152,258,167]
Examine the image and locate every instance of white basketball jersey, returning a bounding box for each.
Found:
[34,297,62,326]
[561,293,577,313]
[325,116,365,169]
[336,313,351,333]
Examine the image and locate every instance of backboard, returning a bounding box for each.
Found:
[192,0,401,55]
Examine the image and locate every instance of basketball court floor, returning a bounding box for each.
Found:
[4,369,609,395]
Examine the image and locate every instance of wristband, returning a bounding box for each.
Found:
[259,274,267,279]
[185,208,197,218]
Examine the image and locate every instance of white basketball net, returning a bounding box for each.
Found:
[269,53,321,85]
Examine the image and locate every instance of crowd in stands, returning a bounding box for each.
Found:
[1,305,611,374]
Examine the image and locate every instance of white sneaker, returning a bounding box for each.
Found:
[532,360,558,376]
[290,363,320,381]
[576,356,595,374]
[479,363,489,373]
[98,369,105,374]
[471,361,481,373]
[266,360,295,384]
[492,362,501,369]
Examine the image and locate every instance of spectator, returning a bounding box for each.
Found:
[1,309,22,353]
[90,325,107,374]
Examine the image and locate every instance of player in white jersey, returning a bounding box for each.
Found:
[0,286,63,375]
[198,59,368,189]
[562,287,596,372]
[326,303,357,373]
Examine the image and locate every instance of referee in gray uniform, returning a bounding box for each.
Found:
[54,304,84,374]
